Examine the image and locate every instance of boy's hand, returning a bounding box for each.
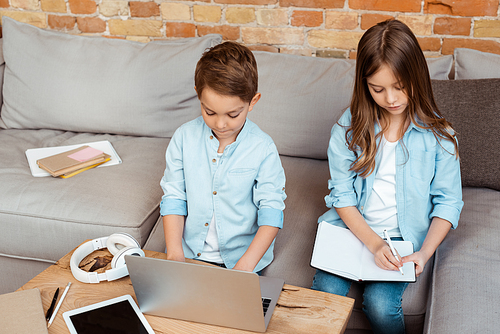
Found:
[166,251,186,263]
[233,258,254,272]
[163,214,186,263]
[232,226,279,273]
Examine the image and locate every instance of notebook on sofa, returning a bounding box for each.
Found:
[26,140,122,177]
[311,221,416,282]
[36,145,110,177]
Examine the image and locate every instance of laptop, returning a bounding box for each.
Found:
[125,255,284,333]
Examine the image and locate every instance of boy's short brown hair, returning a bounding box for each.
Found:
[195,41,258,104]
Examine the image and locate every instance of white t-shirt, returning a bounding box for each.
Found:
[199,153,224,264]
[363,136,402,238]
[198,213,224,263]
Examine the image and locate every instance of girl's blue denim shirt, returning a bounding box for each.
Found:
[160,116,286,272]
[319,109,464,251]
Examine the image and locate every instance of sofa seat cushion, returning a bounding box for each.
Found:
[0,129,169,263]
[427,187,500,333]
[261,155,330,287]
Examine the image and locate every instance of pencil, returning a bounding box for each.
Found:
[383,230,404,275]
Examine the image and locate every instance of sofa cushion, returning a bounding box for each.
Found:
[250,52,355,160]
[432,79,500,191]
[0,129,169,263]
[454,48,500,79]
[261,155,331,286]
[251,52,453,160]
[0,17,221,137]
[427,55,453,80]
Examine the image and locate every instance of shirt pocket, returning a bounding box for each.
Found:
[227,168,257,189]
[228,168,257,177]
[409,149,435,183]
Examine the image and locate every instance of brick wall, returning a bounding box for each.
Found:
[1,0,500,58]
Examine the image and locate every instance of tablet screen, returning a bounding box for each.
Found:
[69,300,147,334]
[63,295,154,334]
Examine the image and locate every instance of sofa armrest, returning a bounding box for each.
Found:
[0,39,4,114]
[424,187,500,333]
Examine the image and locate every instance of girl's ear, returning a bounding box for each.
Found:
[248,93,261,112]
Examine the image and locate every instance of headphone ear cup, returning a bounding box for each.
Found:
[107,233,140,255]
[111,246,145,269]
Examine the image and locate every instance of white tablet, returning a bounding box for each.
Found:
[63,295,154,334]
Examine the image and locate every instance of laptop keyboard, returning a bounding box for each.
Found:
[262,297,272,316]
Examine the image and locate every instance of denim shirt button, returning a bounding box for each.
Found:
[212,158,216,163]
[213,191,217,195]
[205,223,209,227]
[197,253,201,257]
[360,206,364,211]
[209,135,214,140]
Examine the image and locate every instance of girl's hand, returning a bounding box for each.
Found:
[372,239,403,272]
[402,251,428,277]
[334,207,404,272]
[401,217,452,277]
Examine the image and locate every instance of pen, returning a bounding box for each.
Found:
[383,229,404,275]
[45,287,60,321]
[47,282,71,328]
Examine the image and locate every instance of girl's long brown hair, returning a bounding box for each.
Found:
[348,19,458,178]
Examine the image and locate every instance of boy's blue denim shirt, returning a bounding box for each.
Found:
[319,109,464,251]
[160,116,286,272]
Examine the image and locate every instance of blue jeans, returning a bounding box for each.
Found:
[312,269,409,334]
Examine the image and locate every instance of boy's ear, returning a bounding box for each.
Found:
[248,93,261,112]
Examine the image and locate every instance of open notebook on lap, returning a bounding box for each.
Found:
[125,255,284,333]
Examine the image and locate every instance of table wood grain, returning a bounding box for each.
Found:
[19,246,354,334]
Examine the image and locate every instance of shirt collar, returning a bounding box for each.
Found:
[204,118,250,155]
[407,118,427,133]
[374,117,428,135]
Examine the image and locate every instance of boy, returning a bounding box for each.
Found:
[160,42,286,273]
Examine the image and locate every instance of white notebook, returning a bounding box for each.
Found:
[311,221,416,282]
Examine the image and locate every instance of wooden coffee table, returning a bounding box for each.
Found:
[18,246,354,333]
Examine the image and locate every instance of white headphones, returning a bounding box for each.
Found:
[70,233,145,283]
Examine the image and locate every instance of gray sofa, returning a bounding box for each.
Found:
[1,17,499,333]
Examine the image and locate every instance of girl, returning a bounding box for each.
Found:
[311,20,463,334]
